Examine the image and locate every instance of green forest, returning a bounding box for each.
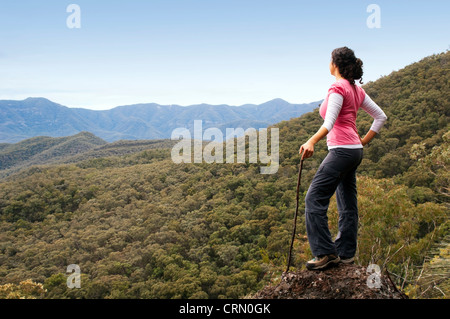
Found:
[0,51,448,299]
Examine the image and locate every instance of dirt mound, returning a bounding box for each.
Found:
[254,263,408,299]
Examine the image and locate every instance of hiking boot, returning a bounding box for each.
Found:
[339,256,355,264]
[306,254,340,270]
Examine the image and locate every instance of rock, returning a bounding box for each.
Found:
[253,263,408,299]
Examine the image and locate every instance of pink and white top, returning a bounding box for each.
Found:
[319,79,387,149]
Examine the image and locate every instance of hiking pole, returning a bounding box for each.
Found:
[285,159,304,273]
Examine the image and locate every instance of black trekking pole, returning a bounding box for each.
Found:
[285,159,304,273]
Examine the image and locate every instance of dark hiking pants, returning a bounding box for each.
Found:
[305,148,363,258]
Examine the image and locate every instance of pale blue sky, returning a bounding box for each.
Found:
[0,0,449,110]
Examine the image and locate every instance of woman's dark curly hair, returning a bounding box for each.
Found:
[331,47,364,85]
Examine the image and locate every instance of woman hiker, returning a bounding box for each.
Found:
[299,47,387,270]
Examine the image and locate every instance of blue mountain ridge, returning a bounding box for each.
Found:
[0,97,322,143]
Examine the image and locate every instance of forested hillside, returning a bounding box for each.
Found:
[359,52,449,201]
[0,132,107,172]
[0,133,176,179]
[0,51,448,299]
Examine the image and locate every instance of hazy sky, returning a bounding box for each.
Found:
[0,0,448,110]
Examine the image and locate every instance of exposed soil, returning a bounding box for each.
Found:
[253,263,408,299]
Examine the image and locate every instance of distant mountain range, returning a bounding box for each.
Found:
[0,98,321,143]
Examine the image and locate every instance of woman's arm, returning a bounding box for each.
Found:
[360,94,388,145]
[299,126,329,160]
[360,130,377,146]
[299,93,343,159]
